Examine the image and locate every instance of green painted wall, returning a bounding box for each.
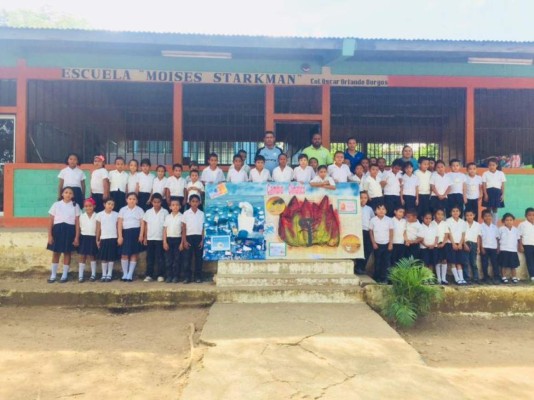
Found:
[501,175,534,219]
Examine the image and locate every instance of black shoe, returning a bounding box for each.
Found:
[100,277,106,282]
[172,278,178,283]
[89,275,96,282]
[59,278,68,283]
[472,279,479,284]
[47,278,56,283]
[182,279,190,284]
[78,278,85,283]
[127,278,133,282]
[165,277,173,283]
[105,278,112,282]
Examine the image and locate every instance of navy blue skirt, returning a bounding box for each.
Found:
[120,227,145,256]
[499,250,520,268]
[446,243,466,264]
[483,187,504,208]
[47,223,76,253]
[72,187,85,210]
[435,245,447,262]
[78,234,98,256]
[420,248,435,266]
[99,238,119,261]
[110,190,126,212]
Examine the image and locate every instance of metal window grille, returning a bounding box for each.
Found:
[367,142,440,165]
[274,86,322,114]
[0,80,16,106]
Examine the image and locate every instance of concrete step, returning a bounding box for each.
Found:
[216,286,365,304]
[217,260,355,275]
[215,273,361,287]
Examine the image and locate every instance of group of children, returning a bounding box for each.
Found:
[48,153,205,283]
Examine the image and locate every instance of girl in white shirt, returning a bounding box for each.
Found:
[126,159,140,194]
[78,198,98,283]
[519,207,534,281]
[58,152,85,208]
[118,193,145,281]
[498,213,520,284]
[400,162,419,212]
[96,199,120,282]
[446,206,467,285]
[90,155,110,213]
[355,191,374,275]
[151,165,169,210]
[109,157,128,212]
[482,158,506,225]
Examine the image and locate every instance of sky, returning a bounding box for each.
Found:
[3,0,534,41]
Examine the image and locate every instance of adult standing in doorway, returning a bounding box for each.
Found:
[344,137,366,172]
[255,131,283,174]
[398,145,419,171]
[302,132,333,166]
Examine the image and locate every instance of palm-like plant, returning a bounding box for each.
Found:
[384,257,443,329]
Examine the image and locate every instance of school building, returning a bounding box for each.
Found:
[0,27,533,227]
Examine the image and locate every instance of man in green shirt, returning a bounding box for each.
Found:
[302,132,333,166]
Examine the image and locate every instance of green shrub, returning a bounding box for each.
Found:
[384,257,443,329]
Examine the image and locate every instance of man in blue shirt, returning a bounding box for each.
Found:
[255,131,283,174]
[344,137,366,172]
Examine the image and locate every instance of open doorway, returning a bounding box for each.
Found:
[274,122,321,166]
[0,115,15,214]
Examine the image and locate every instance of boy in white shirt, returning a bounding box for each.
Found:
[328,151,352,183]
[519,207,534,281]
[391,206,407,265]
[463,209,481,284]
[369,204,394,284]
[142,193,169,282]
[227,154,249,183]
[310,165,336,190]
[355,191,374,275]
[249,155,271,183]
[228,149,251,175]
[446,159,467,217]
[480,209,501,284]
[446,206,467,285]
[415,157,432,221]
[163,198,184,283]
[404,209,421,260]
[418,211,438,271]
[165,163,186,207]
[182,194,205,283]
[432,208,449,284]
[185,170,205,207]
[482,158,507,225]
[292,154,315,183]
[272,153,293,183]
[465,162,482,220]
[108,156,129,212]
[430,160,451,216]
[200,153,225,185]
[364,164,384,211]
[137,158,155,212]
[499,213,521,284]
[382,160,403,218]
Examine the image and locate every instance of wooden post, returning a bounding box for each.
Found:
[322,85,331,148]
[15,60,27,163]
[265,84,275,132]
[173,83,183,163]
[465,86,475,163]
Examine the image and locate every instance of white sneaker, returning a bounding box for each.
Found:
[144,276,153,282]
[157,276,165,282]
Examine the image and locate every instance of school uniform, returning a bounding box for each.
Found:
[348,174,363,185]
[249,168,271,183]
[415,169,432,221]
[382,170,401,218]
[78,212,98,257]
[482,170,506,208]
[310,175,336,186]
[164,212,184,281]
[401,173,419,212]
[226,168,249,183]
[186,180,205,204]
[58,166,86,208]
[464,221,481,282]
[166,175,187,206]
[519,220,534,278]
[292,166,315,183]
[355,204,374,274]
[432,220,449,263]
[183,208,205,282]
[369,215,393,282]
[364,175,384,211]
[96,210,119,261]
[143,207,169,279]
[228,164,251,175]
[118,206,145,256]
[126,172,139,194]
[480,222,500,280]
[405,220,421,259]
[498,226,520,269]
[465,175,482,220]
[391,217,407,265]
[47,200,81,253]
[200,167,225,184]
[418,223,438,266]
[446,172,466,217]
[109,170,128,212]
[430,172,451,214]
[152,177,168,209]
[137,172,155,211]
[446,217,467,265]
[327,164,352,183]
[90,167,109,213]
[272,166,293,183]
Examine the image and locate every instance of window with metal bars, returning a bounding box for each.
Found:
[0,80,16,106]
[367,142,440,165]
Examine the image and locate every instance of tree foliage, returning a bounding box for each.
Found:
[0,7,89,29]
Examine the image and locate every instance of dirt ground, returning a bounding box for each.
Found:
[0,307,209,400]
[401,314,534,400]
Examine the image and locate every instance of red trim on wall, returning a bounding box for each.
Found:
[388,75,534,89]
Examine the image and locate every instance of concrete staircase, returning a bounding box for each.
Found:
[215,260,364,303]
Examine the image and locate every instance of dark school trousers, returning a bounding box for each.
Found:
[391,243,405,266]
[417,194,431,221]
[465,199,479,221]
[447,193,464,218]
[481,248,500,280]
[524,245,534,278]
[146,240,165,278]
[463,241,479,281]
[165,237,182,280]
[355,230,372,273]
[384,195,400,218]
[373,244,391,283]
[184,235,203,281]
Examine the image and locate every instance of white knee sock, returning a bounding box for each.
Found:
[441,263,448,282]
[61,265,69,280]
[90,261,97,277]
[127,261,137,280]
[452,267,459,282]
[101,263,108,278]
[458,268,465,282]
[78,263,85,279]
[50,263,59,279]
[435,264,442,282]
[107,262,114,278]
[121,259,129,279]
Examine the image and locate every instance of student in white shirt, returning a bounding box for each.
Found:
[369,204,394,283]
[58,152,86,209]
[96,198,119,282]
[418,211,438,270]
[349,163,365,185]
[249,155,272,182]
[137,158,155,212]
[126,159,139,194]
[227,154,249,183]
[404,209,421,260]
[382,160,402,218]
[292,153,315,183]
[415,157,432,221]
[151,165,168,210]
[182,194,205,283]
[463,209,481,284]
[391,206,407,266]
[400,161,419,213]
[465,162,482,221]
[118,192,145,281]
[272,153,293,183]
[482,158,507,225]
[165,163,186,207]
[364,164,384,212]
[446,159,467,218]
[355,191,375,275]
[328,151,352,183]
[499,213,521,284]
[90,155,110,213]
[519,207,534,281]
[142,193,169,282]
[446,206,468,285]
[77,198,98,282]
[430,160,451,215]
[185,170,205,206]
[109,157,129,212]
[228,149,251,175]
[480,209,501,284]
[200,152,225,185]
[432,208,449,284]
[310,165,336,190]
[163,198,184,283]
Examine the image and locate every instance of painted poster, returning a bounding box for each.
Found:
[203,182,363,261]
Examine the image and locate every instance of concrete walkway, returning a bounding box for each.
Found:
[181,303,466,400]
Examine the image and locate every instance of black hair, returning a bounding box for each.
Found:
[189,194,201,202]
[129,159,139,167]
[208,153,218,160]
[361,157,370,163]
[435,159,446,167]
[309,157,318,164]
[317,165,328,171]
[254,155,266,163]
[423,211,433,219]
[394,205,406,212]
[114,156,125,163]
[464,209,475,215]
[64,153,81,165]
[359,190,369,197]
[481,209,492,218]
[264,131,276,138]
[172,163,183,170]
[466,162,477,169]
[140,158,151,167]
[233,154,243,162]
[402,161,414,173]
[502,212,515,222]
[374,203,386,212]
[334,151,344,157]
[156,165,166,172]
[298,153,308,161]
[190,169,199,175]
[377,157,386,163]
[449,158,461,166]
[487,157,499,166]
[151,193,163,201]
[126,192,138,200]
[93,155,105,167]
[346,137,357,144]
[391,159,404,169]
[428,157,436,162]
[525,207,534,216]
[433,208,445,216]
[450,205,461,212]
[189,160,199,167]
[278,153,288,160]
[406,209,418,217]
[418,156,429,164]
[60,186,77,206]
[238,149,247,155]
[170,198,181,206]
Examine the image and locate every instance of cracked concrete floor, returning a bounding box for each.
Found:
[181,303,466,400]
